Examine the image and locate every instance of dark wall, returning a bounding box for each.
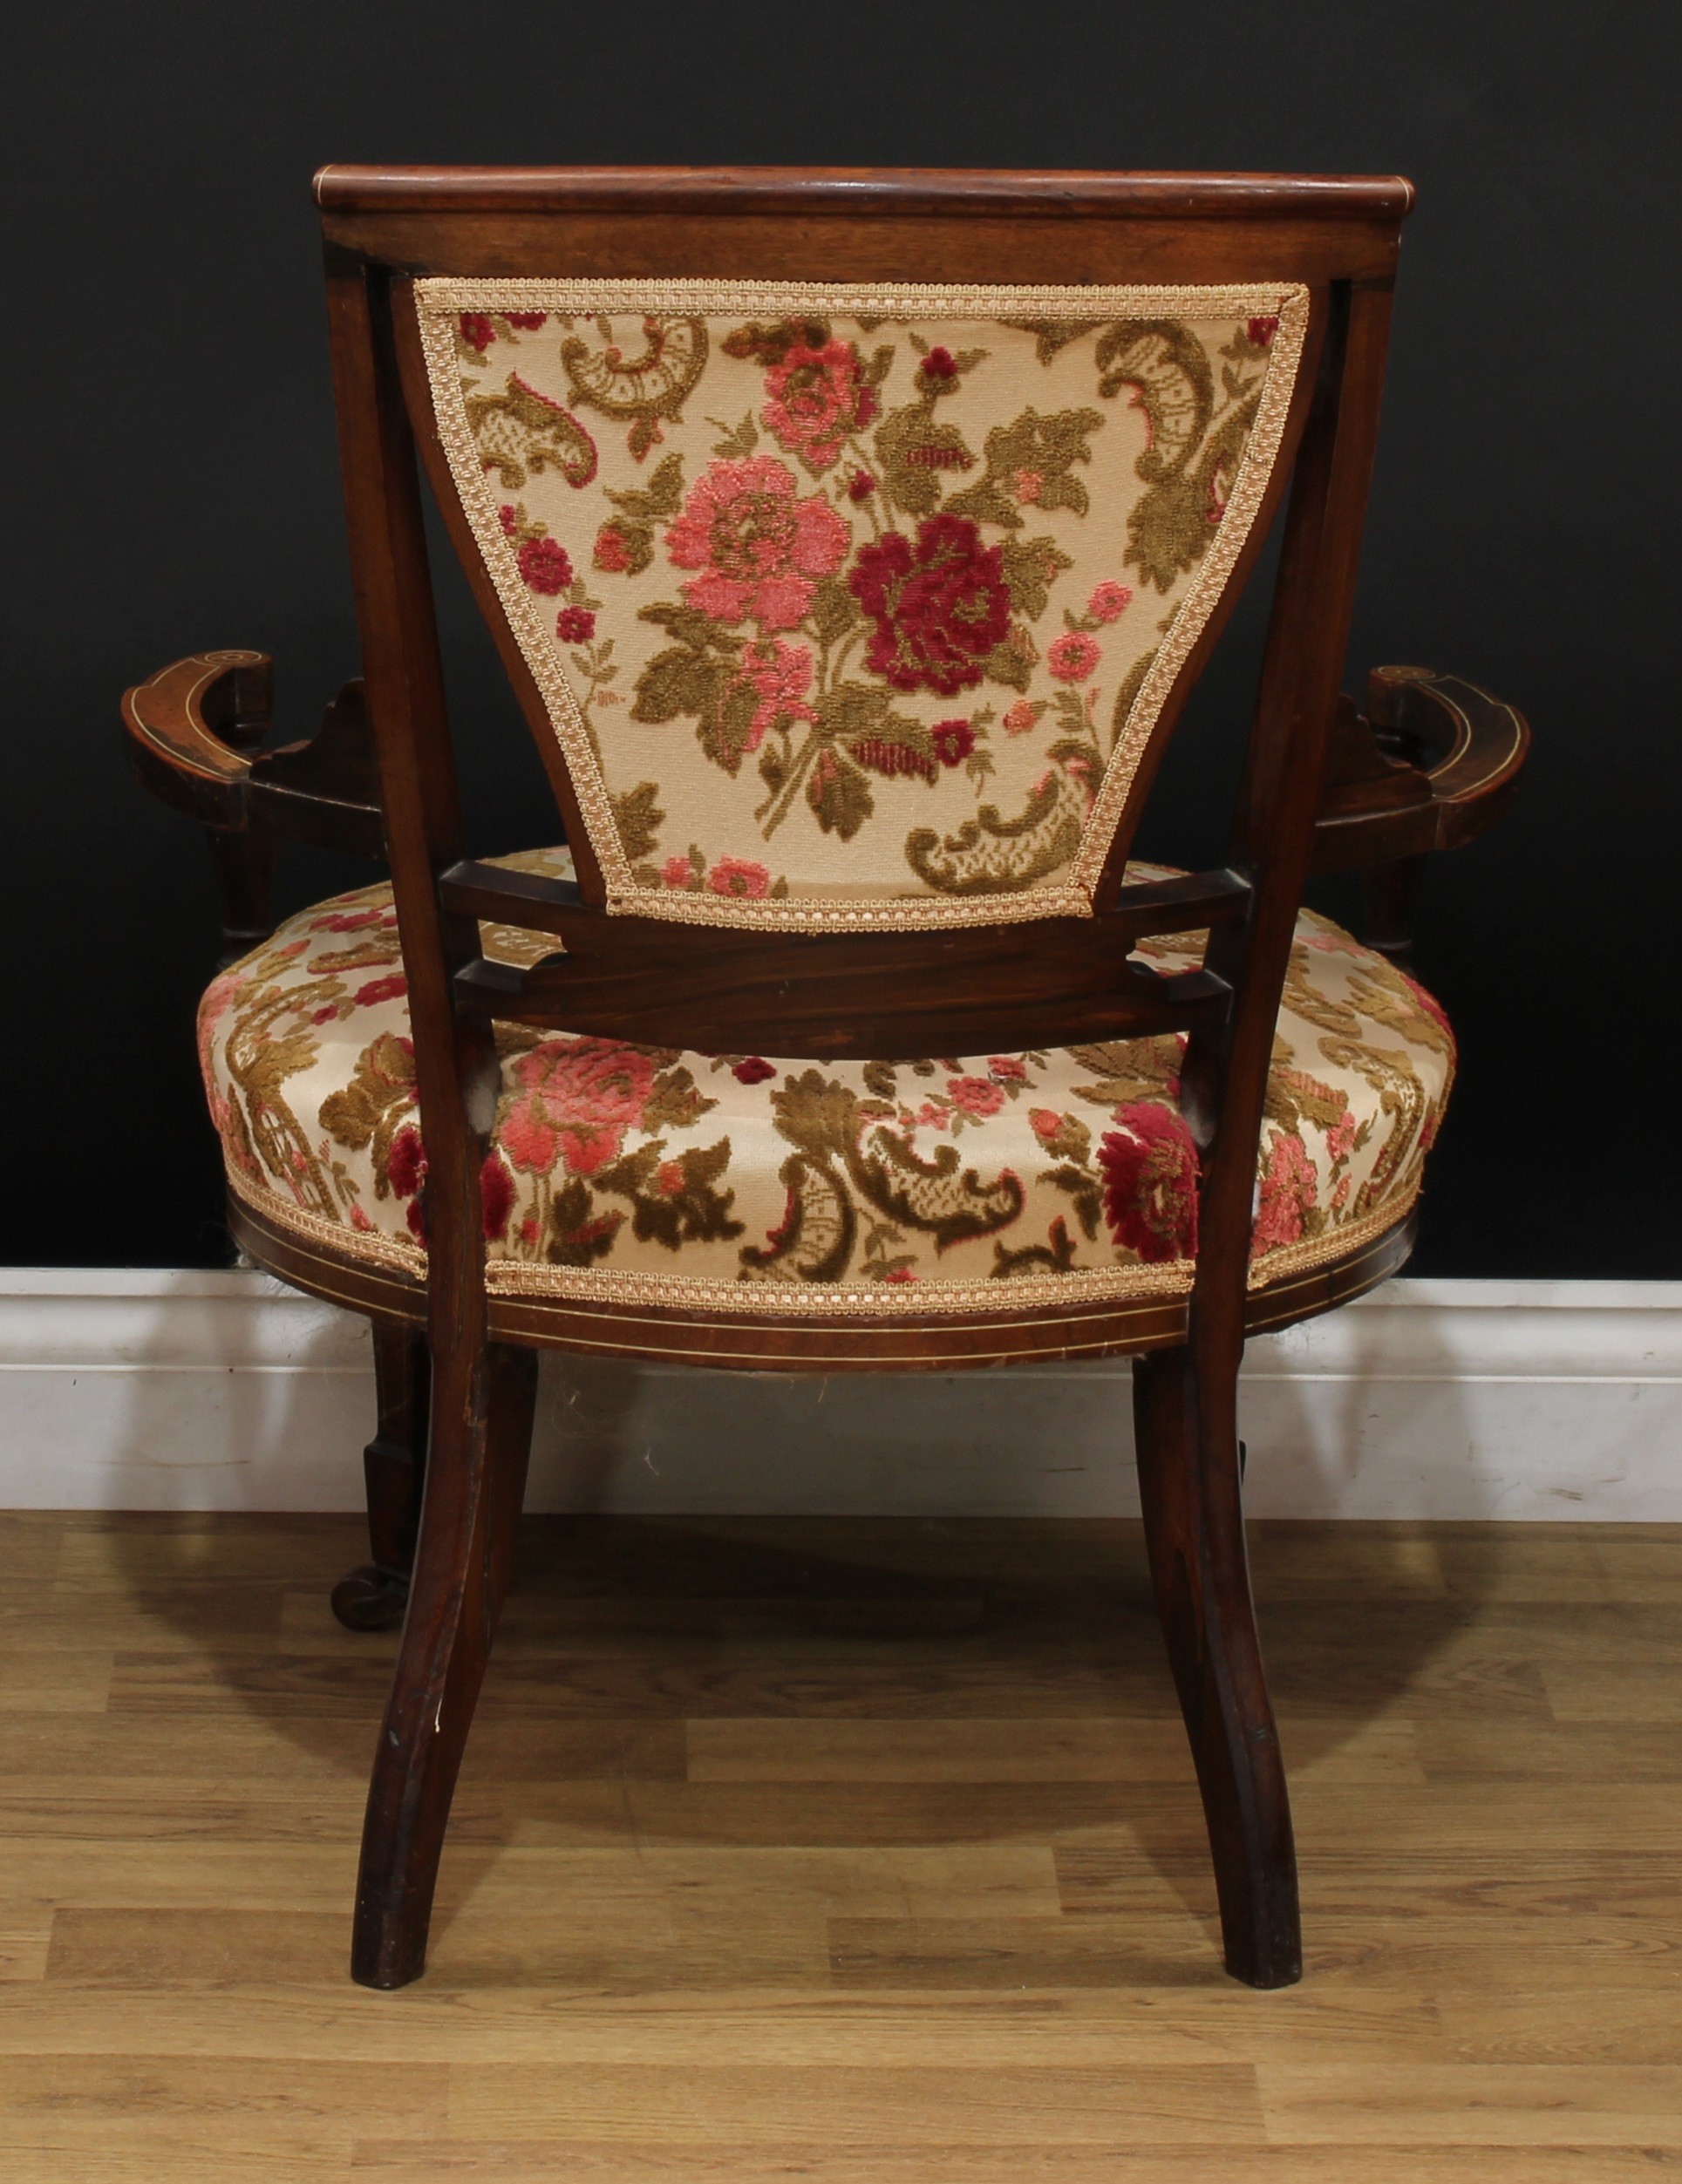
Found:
[4,0,1676,1271]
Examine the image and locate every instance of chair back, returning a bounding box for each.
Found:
[316,166,1409,1336]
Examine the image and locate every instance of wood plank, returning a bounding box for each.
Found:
[1,1511,1679,2174]
[446,2061,1267,2146]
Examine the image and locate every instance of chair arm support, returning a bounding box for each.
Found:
[122,652,386,858]
[1310,666,1530,873]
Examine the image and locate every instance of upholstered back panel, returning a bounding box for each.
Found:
[415,280,1308,929]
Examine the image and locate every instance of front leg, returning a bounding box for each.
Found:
[331,1322,431,1632]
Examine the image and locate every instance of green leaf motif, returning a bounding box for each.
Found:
[944,407,1104,532]
[609,781,664,862]
[807,573,861,645]
[874,402,978,518]
[807,751,875,840]
[998,534,1073,623]
[606,451,686,520]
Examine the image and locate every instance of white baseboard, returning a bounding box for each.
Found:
[2,1269,1679,1520]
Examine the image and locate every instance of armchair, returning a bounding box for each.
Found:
[125,166,1529,1994]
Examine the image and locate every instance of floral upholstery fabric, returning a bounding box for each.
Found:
[414,281,1308,928]
[199,848,1455,1317]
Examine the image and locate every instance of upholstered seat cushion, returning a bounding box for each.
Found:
[199,847,1454,1317]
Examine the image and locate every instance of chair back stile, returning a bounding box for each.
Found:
[317,169,1410,1350]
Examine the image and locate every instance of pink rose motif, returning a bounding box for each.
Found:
[730,638,817,754]
[661,855,696,889]
[555,606,596,643]
[1047,631,1101,684]
[732,1056,777,1085]
[664,454,848,632]
[1251,1129,1318,1253]
[1087,581,1133,623]
[594,526,632,573]
[706,856,772,900]
[655,1160,686,1199]
[1003,700,1038,737]
[948,1075,1005,1119]
[1012,468,1043,505]
[762,340,879,472]
[988,1056,1029,1083]
[931,718,975,767]
[518,537,573,595]
[1029,1106,1065,1144]
[1099,1101,1200,1262]
[349,1203,374,1232]
[500,1038,657,1179]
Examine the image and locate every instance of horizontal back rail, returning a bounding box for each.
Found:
[446,864,1246,1059]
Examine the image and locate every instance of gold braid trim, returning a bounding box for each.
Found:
[225,1164,1419,1319]
[414,277,1308,935]
[1075,282,1310,894]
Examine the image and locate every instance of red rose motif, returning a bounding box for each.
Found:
[762,340,879,471]
[502,311,548,331]
[555,606,596,643]
[517,536,574,595]
[1098,1101,1200,1262]
[848,469,875,503]
[593,526,632,573]
[919,346,958,382]
[931,718,975,767]
[1047,631,1100,684]
[732,1056,777,1085]
[460,314,494,353]
[501,1038,657,1179]
[1247,316,1278,349]
[353,974,407,1008]
[988,1056,1029,1082]
[387,1122,426,1201]
[498,505,519,537]
[848,514,1013,697]
[480,1153,515,1241]
[664,454,848,632]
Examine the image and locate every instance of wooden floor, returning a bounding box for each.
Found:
[1,1510,1679,2178]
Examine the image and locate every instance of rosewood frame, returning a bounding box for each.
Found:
[124,167,1529,1997]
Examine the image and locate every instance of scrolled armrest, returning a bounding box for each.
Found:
[1311,666,1530,873]
[121,653,385,858]
[121,650,272,827]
